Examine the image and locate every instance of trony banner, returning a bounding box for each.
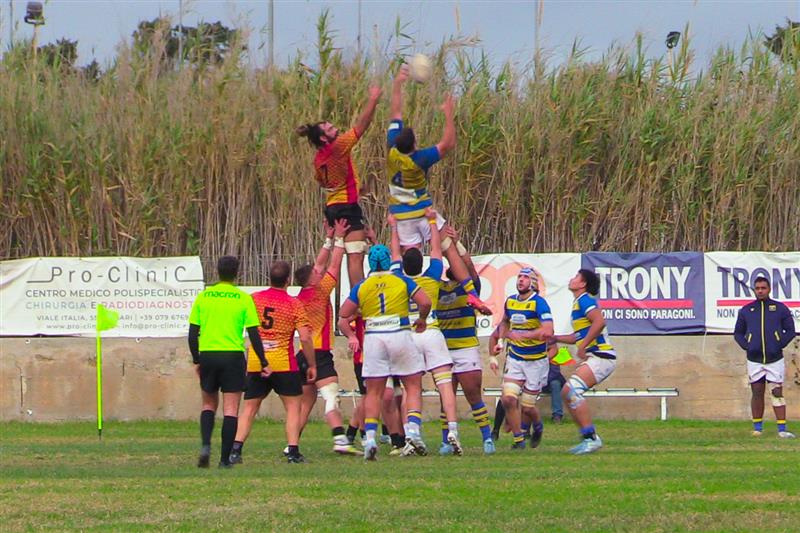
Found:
[581,252,706,334]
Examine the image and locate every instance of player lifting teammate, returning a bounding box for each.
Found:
[338,245,431,461]
[388,209,463,456]
[387,65,491,316]
[294,219,360,455]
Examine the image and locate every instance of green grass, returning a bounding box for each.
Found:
[1,419,799,531]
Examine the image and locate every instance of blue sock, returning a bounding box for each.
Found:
[533,421,544,434]
[777,420,786,432]
[470,402,492,441]
[581,424,596,440]
[753,418,763,432]
[521,422,531,434]
[439,413,448,444]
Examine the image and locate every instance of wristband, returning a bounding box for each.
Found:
[323,238,333,250]
[334,237,345,248]
[428,219,437,225]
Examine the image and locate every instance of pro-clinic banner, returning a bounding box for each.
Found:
[336,253,581,336]
[704,251,800,333]
[0,257,204,337]
[581,252,706,334]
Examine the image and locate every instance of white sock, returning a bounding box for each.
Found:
[448,422,459,439]
[366,429,377,442]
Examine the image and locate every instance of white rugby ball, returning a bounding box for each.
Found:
[408,53,433,83]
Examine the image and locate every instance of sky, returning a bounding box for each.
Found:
[0,1,797,69]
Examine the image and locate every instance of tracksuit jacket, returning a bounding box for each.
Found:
[733,298,796,364]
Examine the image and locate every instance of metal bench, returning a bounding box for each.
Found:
[337,387,679,421]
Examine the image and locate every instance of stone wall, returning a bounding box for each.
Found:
[2,335,799,421]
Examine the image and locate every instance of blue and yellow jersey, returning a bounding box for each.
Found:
[571,293,616,358]
[386,119,441,220]
[505,292,553,361]
[392,258,443,329]
[437,280,479,350]
[348,271,419,333]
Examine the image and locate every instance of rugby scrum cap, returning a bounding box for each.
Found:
[368,244,393,272]
[519,266,539,290]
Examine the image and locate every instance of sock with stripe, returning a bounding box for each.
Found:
[753,418,763,432]
[439,412,448,444]
[460,278,479,298]
[365,418,379,443]
[513,432,525,445]
[470,401,492,441]
[777,420,787,432]
[407,410,423,436]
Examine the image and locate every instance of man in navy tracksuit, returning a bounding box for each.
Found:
[733,276,797,438]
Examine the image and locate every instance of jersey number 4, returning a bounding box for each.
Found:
[261,307,276,330]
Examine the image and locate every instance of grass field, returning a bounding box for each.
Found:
[1,419,798,531]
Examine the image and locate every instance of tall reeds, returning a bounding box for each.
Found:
[2,20,798,283]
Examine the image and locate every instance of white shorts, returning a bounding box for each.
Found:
[362,330,425,378]
[396,213,446,247]
[747,359,784,384]
[580,356,617,385]
[504,356,549,393]
[450,347,482,374]
[413,328,453,371]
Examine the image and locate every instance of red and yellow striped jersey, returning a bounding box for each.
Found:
[247,288,310,373]
[313,128,361,206]
[297,272,337,351]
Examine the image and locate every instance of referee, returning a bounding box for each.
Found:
[188,256,269,468]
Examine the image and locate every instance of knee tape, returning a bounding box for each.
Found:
[520,391,539,408]
[771,388,786,407]
[345,240,368,254]
[441,236,453,252]
[565,375,589,410]
[433,371,453,386]
[502,382,522,398]
[319,382,340,414]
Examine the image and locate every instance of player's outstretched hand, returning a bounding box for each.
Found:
[306,366,317,384]
[396,64,410,83]
[347,335,361,355]
[324,219,334,239]
[333,218,350,237]
[489,356,499,375]
[369,85,383,101]
[364,226,378,244]
[576,343,587,360]
[413,318,427,333]
[441,94,455,115]
[424,207,438,221]
[491,342,503,355]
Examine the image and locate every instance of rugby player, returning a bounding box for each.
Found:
[338,244,432,460]
[388,209,463,456]
[295,219,360,454]
[387,66,491,316]
[230,261,316,464]
[297,85,382,288]
[488,267,553,449]
[188,256,268,469]
[437,226,496,454]
[550,269,618,454]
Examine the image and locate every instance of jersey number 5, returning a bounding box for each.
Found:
[261,307,276,330]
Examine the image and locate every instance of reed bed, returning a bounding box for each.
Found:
[2,21,798,283]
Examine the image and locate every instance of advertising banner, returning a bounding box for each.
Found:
[704,252,800,333]
[0,257,204,337]
[581,252,706,334]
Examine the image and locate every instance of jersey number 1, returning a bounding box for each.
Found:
[378,294,386,314]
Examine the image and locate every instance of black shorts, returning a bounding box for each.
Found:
[199,352,246,393]
[324,203,365,232]
[298,350,338,385]
[244,371,303,399]
[353,362,366,394]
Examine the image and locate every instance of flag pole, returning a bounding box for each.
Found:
[96,332,103,439]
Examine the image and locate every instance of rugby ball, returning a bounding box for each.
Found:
[408,53,433,83]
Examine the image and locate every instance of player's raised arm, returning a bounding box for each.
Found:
[390,65,409,121]
[310,221,335,283]
[354,85,383,137]
[387,214,402,263]
[435,94,456,157]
